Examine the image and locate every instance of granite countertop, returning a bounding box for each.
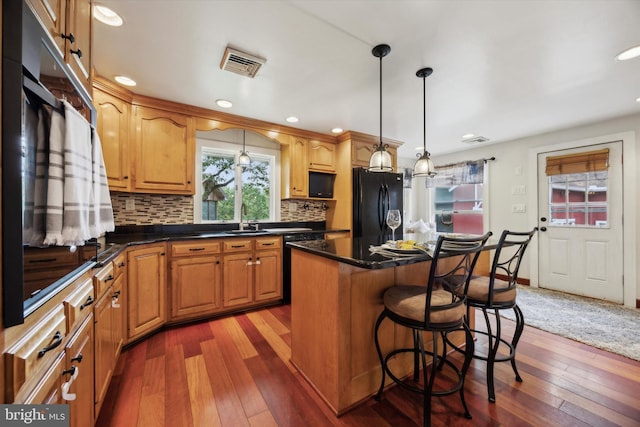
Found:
[286,235,433,270]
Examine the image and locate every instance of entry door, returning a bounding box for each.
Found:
[537,141,623,303]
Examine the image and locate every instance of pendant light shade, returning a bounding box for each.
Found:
[413,67,436,177]
[368,44,393,173]
[238,130,251,167]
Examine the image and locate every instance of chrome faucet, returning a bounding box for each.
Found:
[240,202,248,230]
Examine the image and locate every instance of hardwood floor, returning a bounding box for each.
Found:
[96,305,640,427]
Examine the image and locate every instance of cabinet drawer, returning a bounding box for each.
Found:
[112,252,127,278]
[63,277,95,332]
[23,351,65,404]
[93,264,115,299]
[256,237,281,250]
[24,247,79,271]
[223,239,253,252]
[172,240,222,257]
[5,305,67,402]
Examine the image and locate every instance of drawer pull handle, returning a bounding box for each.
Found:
[62,366,76,377]
[29,258,58,263]
[231,245,245,248]
[71,354,83,363]
[189,247,205,252]
[262,243,275,246]
[104,274,114,283]
[61,32,75,43]
[118,262,126,267]
[38,331,63,358]
[70,48,83,58]
[80,295,94,310]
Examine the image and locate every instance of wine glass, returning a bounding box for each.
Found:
[386,209,401,242]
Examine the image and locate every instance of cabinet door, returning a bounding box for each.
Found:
[254,249,282,301]
[93,289,113,413]
[308,140,336,172]
[127,244,167,340]
[94,89,131,191]
[65,314,94,427]
[26,0,66,53]
[111,274,125,360]
[134,106,195,194]
[290,136,308,197]
[223,253,253,308]
[65,0,92,92]
[170,255,222,319]
[352,140,376,168]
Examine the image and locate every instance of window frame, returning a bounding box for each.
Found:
[194,138,281,224]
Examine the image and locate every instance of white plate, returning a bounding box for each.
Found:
[381,243,427,253]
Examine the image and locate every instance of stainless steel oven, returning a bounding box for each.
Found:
[282,232,324,304]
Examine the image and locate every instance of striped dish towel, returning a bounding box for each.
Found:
[90,129,114,236]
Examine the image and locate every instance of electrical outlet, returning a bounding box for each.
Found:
[125,197,135,211]
[289,202,297,212]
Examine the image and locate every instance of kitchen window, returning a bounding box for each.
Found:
[195,139,278,223]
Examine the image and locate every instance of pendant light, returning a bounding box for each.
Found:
[238,129,251,167]
[368,44,393,172]
[413,67,436,177]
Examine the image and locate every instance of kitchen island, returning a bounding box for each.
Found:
[288,236,489,415]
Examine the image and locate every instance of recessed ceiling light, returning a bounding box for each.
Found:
[462,133,475,139]
[615,45,640,61]
[93,4,123,27]
[216,99,233,108]
[114,75,136,86]
[331,128,343,134]
[285,116,299,123]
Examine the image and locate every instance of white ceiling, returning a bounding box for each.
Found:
[93,0,640,161]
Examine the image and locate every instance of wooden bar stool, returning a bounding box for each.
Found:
[373,232,492,427]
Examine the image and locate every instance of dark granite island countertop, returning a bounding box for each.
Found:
[286,236,432,269]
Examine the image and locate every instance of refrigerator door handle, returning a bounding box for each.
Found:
[377,186,385,231]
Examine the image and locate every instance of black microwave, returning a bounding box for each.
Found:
[308,172,336,198]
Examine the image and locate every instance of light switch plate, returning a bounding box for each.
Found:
[125,197,135,211]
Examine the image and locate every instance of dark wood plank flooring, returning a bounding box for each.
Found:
[96,305,640,427]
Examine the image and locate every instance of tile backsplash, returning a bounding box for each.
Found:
[111,193,327,225]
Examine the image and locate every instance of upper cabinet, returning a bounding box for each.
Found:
[281,136,309,198]
[94,87,132,191]
[341,131,399,171]
[308,140,336,172]
[133,106,195,194]
[27,0,93,92]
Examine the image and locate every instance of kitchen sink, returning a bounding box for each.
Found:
[225,229,270,235]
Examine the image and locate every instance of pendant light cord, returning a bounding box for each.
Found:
[422,73,426,153]
[379,54,383,145]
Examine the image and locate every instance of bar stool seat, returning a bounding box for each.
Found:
[374,232,492,427]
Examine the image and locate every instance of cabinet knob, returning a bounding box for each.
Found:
[70,48,83,59]
[124,176,129,180]
[61,32,75,43]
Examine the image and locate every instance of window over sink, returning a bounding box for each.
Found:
[195,133,280,223]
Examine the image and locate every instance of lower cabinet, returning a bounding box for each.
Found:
[65,314,95,427]
[127,243,167,341]
[170,255,223,320]
[24,352,65,404]
[223,237,282,308]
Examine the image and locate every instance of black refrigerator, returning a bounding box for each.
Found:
[352,168,404,242]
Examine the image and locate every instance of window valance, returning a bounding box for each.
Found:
[426,159,486,187]
[545,148,609,176]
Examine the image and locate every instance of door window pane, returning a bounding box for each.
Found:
[547,171,608,227]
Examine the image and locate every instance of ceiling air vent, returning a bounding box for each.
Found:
[462,136,490,145]
[220,47,266,78]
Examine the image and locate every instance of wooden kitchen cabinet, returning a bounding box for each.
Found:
[351,139,397,169]
[222,237,282,308]
[282,136,308,198]
[308,140,336,172]
[170,240,223,320]
[94,86,132,191]
[65,0,92,91]
[133,106,195,194]
[127,243,167,341]
[65,314,94,427]
[23,352,65,404]
[26,0,92,93]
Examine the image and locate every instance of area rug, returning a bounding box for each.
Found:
[499,285,640,361]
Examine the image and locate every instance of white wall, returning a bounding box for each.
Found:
[401,112,640,306]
